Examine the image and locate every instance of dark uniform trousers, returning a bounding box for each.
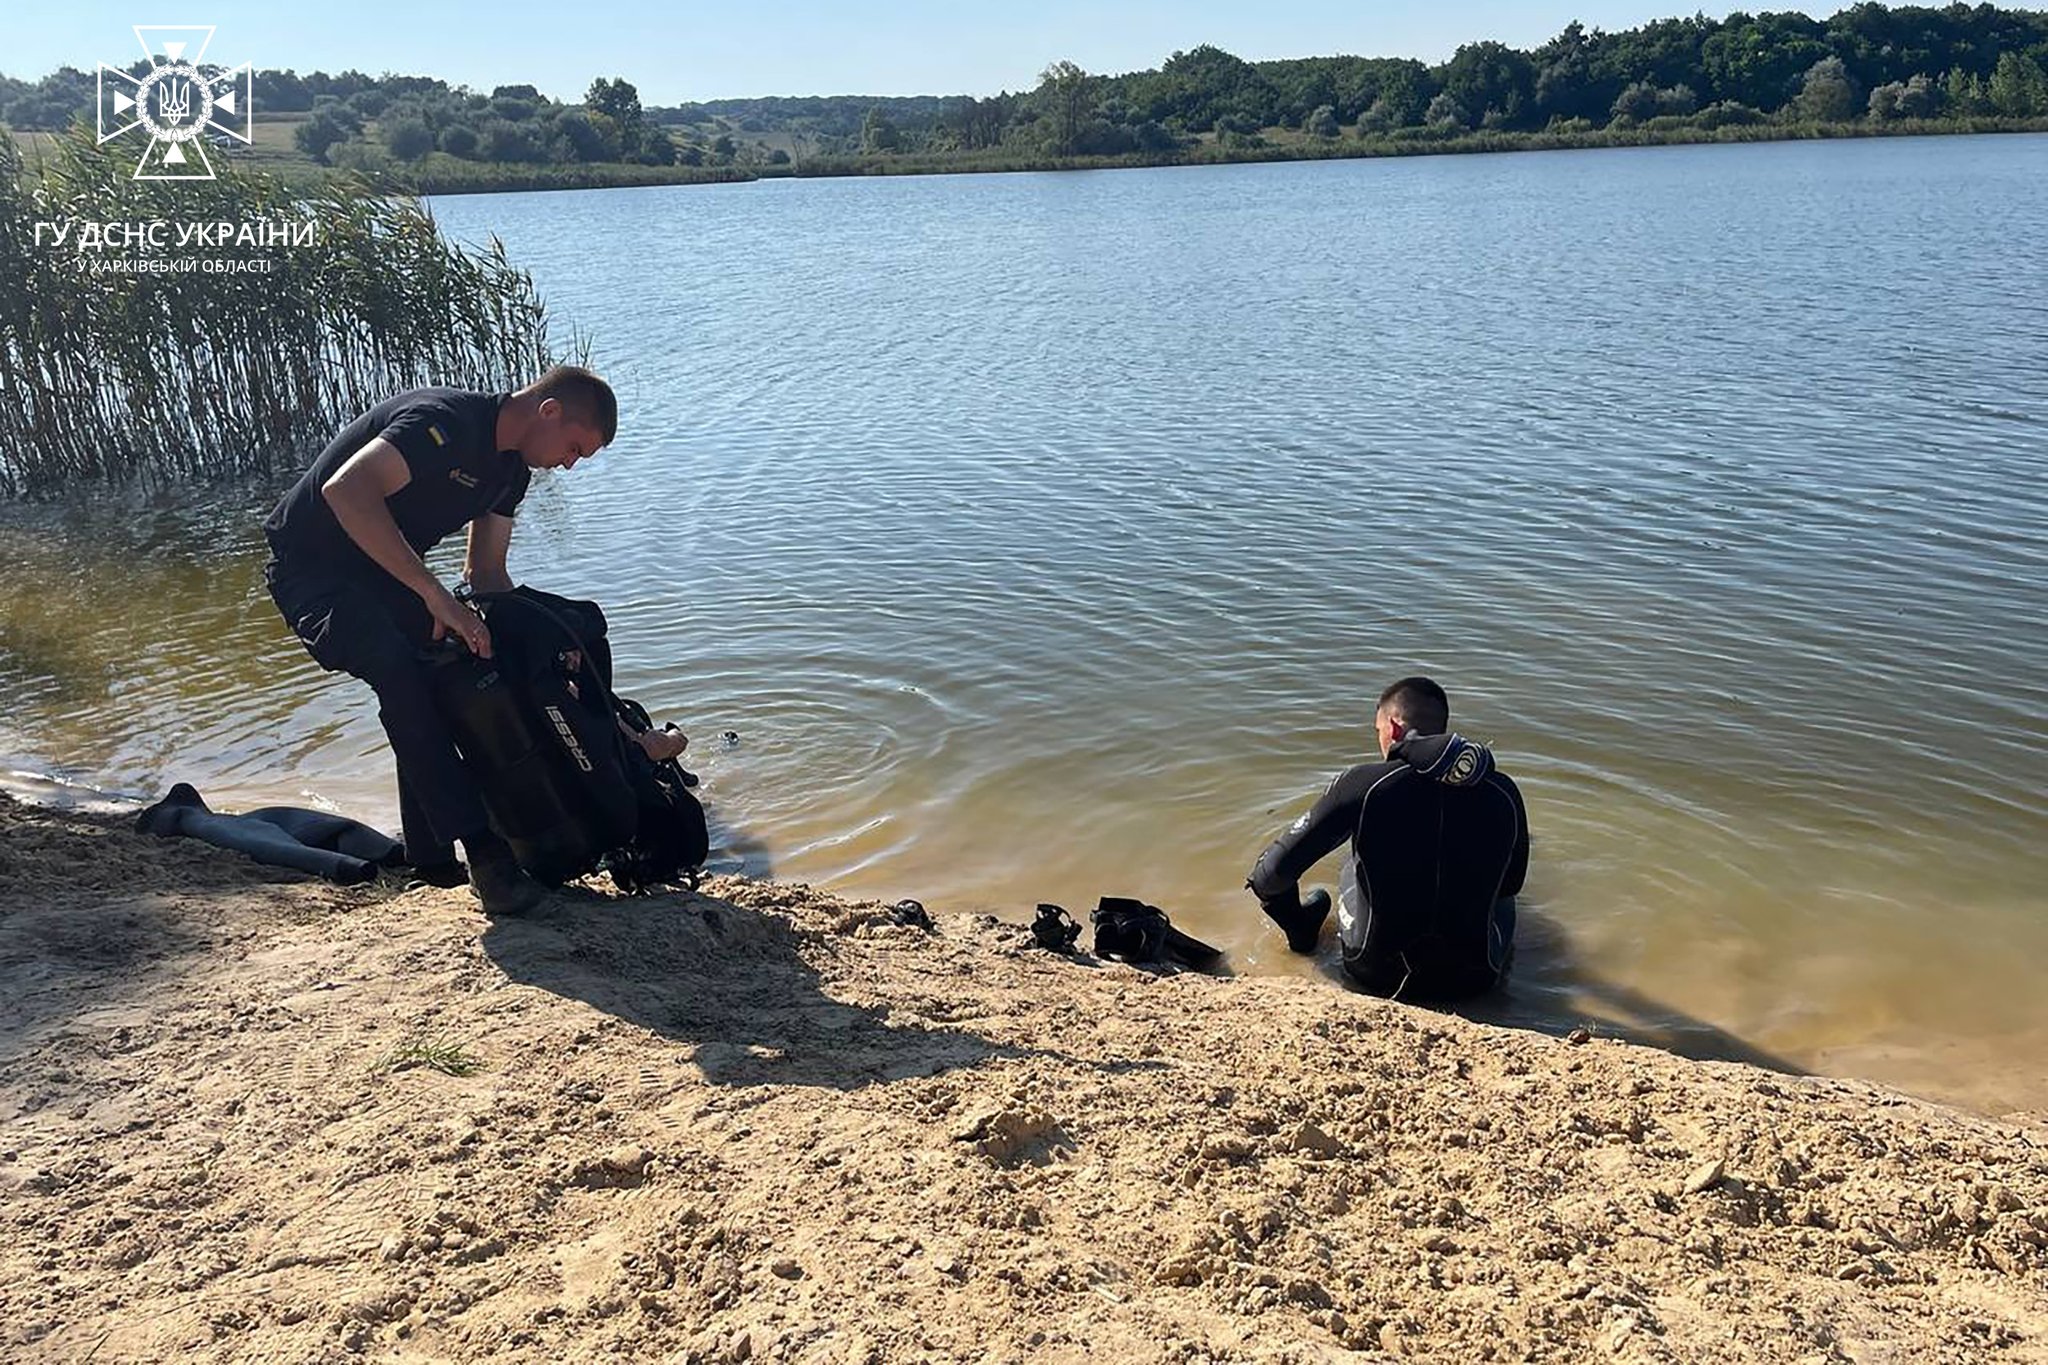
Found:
[264,556,487,863]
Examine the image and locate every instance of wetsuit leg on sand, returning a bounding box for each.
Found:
[264,559,489,862]
[242,806,403,866]
[136,784,382,884]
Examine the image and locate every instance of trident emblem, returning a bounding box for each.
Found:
[97,26,254,181]
[157,78,193,124]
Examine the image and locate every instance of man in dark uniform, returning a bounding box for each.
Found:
[262,365,616,916]
[1247,677,1529,1000]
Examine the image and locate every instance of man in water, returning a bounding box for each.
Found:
[261,366,617,916]
[1247,676,1529,999]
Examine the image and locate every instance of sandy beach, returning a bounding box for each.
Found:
[2,790,2045,1363]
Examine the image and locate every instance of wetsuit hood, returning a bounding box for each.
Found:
[1388,731,1494,787]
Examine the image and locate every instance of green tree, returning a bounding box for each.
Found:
[254,70,312,112]
[586,76,668,161]
[1533,21,1609,124]
[382,116,435,161]
[1943,68,1993,117]
[1866,74,1936,121]
[859,105,900,153]
[1796,56,1859,122]
[1304,103,1339,138]
[1658,84,1698,116]
[1702,14,1830,110]
[1425,91,1469,130]
[293,109,353,164]
[634,128,679,165]
[1439,41,1535,129]
[553,110,618,162]
[1694,100,1763,129]
[1371,62,1432,126]
[437,123,480,158]
[1039,60,1096,154]
[347,87,394,120]
[1988,52,2048,116]
[481,119,543,162]
[586,77,645,139]
[1896,74,1937,119]
[1611,81,1661,122]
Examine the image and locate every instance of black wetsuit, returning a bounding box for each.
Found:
[136,783,403,884]
[1248,732,1529,999]
[261,387,528,863]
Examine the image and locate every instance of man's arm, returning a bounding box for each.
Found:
[464,513,516,595]
[1247,769,1370,906]
[321,436,492,657]
[1497,774,1530,899]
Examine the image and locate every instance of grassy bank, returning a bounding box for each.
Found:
[769,114,2048,179]
[17,113,2047,199]
[8,119,759,196]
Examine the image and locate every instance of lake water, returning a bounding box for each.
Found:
[4,135,2044,1117]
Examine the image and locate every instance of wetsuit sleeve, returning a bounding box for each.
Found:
[1247,766,1373,902]
[1496,772,1530,898]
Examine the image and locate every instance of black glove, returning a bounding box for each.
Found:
[1259,887,1331,955]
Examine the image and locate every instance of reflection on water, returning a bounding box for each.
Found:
[4,135,2046,1118]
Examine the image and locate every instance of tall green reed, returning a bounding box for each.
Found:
[0,125,581,497]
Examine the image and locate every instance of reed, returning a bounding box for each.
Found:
[0,124,581,498]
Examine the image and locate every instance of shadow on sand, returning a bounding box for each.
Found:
[480,879,1050,1091]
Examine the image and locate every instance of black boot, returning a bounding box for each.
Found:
[464,832,546,917]
[407,859,469,889]
[1261,888,1331,955]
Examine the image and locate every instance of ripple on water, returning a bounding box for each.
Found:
[3,137,2046,1114]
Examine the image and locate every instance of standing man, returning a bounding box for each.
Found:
[1247,677,1529,1000]
[262,366,616,916]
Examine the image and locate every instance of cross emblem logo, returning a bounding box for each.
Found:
[97,26,254,180]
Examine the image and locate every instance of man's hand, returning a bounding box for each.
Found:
[635,728,689,762]
[426,584,493,658]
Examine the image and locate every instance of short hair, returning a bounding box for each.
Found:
[531,364,617,445]
[1377,676,1449,735]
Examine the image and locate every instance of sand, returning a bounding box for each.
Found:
[2,790,2045,1364]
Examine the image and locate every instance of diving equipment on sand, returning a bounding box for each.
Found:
[427,587,708,891]
[1088,896,1224,969]
[1031,903,1082,952]
[135,783,403,884]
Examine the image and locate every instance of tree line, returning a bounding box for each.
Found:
[0,67,767,172]
[680,4,2048,156]
[6,4,2048,171]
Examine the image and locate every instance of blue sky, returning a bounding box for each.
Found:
[15,3,1802,102]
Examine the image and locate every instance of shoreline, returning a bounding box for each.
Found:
[4,791,2044,1361]
[16,116,2033,198]
[5,761,2046,1128]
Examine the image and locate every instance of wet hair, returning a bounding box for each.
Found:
[530,365,617,445]
[1377,676,1450,735]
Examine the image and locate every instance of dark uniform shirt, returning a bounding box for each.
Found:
[263,387,528,573]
